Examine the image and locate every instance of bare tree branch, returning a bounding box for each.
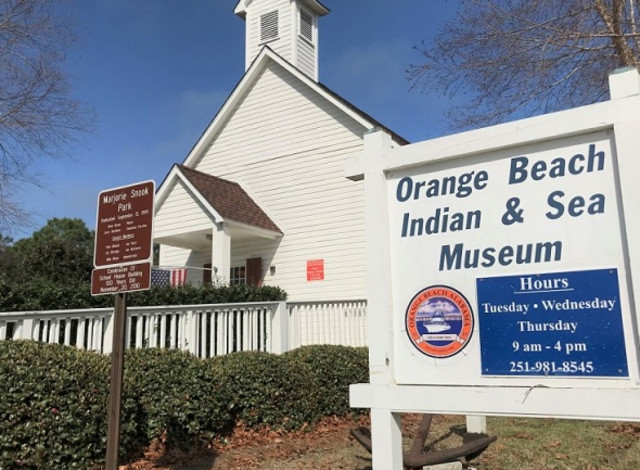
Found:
[0,0,93,234]
[409,0,640,131]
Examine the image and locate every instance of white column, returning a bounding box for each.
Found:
[211,224,231,282]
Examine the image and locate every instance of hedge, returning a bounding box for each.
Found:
[124,348,230,449]
[0,341,369,469]
[211,351,321,431]
[0,341,144,470]
[284,345,370,417]
[0,282,287,311]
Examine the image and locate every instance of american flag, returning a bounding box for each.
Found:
[151,268,187,287]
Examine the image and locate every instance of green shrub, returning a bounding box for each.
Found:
[211,351,321,431]
[0,341,144,470]
[124,348,231,449]
[126,283,287,308]
[0,280,287,312]
[0,341,369,469]
[284,345,369,417]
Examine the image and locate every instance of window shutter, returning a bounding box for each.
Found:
[246,257,263,286]
[299,9,313,41]
[260,11,279,41]
[203,263,212,285]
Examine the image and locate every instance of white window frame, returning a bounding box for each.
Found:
[229,265,246,285]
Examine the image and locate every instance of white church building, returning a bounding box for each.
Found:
[153,0,408,302]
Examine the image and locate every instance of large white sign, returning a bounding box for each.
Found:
[348,68,640,470]
[388,131,634,387]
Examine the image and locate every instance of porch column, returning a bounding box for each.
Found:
[211,223,231,283]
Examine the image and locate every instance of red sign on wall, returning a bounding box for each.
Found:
[306,259,324,281]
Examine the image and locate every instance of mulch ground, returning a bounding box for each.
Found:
[119,414,376,470]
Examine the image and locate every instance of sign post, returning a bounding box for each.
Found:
[92,180,155,470]
[104,292,127,470]
[347,68,640,469]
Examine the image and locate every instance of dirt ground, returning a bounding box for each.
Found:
[119,415,381,470]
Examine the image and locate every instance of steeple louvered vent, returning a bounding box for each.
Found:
[299,9,313,41]
[260,10,278,42]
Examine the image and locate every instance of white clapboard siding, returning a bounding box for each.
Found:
[193,60,369,301]
[158,247,212,287]
[295,34,316,78]
[155,179,214,239]
[159,245,191,268]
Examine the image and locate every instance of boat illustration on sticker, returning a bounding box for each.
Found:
[405,285,474,358]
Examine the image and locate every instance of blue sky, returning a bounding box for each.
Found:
[14,0,458,239]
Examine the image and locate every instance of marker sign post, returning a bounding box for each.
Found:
[347,69,640,469]
[91,180,155,470]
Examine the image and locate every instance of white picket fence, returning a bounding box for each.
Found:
[0,300,367,356]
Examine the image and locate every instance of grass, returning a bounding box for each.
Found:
[123,415,640,469]
[476,417,640,469]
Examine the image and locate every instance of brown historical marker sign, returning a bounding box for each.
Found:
[91,262,152,296]
[94,181,155,268]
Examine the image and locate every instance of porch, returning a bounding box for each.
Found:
[154,164,283,288]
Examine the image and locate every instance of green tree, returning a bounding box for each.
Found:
[11,217,94,284]
[0,218,104,311]
[409,0,640,129]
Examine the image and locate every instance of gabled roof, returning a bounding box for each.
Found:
[177,165,281,234]
[156,164,281,235]
[182,46,408,168]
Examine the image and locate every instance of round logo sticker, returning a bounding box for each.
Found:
[405,285,474,358]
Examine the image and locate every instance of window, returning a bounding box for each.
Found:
[260,10,279,42]
[229,266,246,285]
[299,9,313,42]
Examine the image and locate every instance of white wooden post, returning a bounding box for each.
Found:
[270,301,289,354]
[49,319,59,344]
[466,416,487,434]
[371,409,403,469]
[608,67,640,371]
[103,312,114,354]
[186,310,198,355]
[159,314,167,348]
[22,318,35,341]
[350,129,404,469]
[211,224,231,282]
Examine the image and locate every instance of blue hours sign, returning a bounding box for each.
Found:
[477,268,628,377]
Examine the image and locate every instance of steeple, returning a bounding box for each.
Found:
[234,0,330,81]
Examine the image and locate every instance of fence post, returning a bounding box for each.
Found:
[270,302,289,354]
[21,318,35,340]
[185,310,198,355]
[103,310,114,355]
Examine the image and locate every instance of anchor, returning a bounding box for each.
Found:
[350,414,496,469]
